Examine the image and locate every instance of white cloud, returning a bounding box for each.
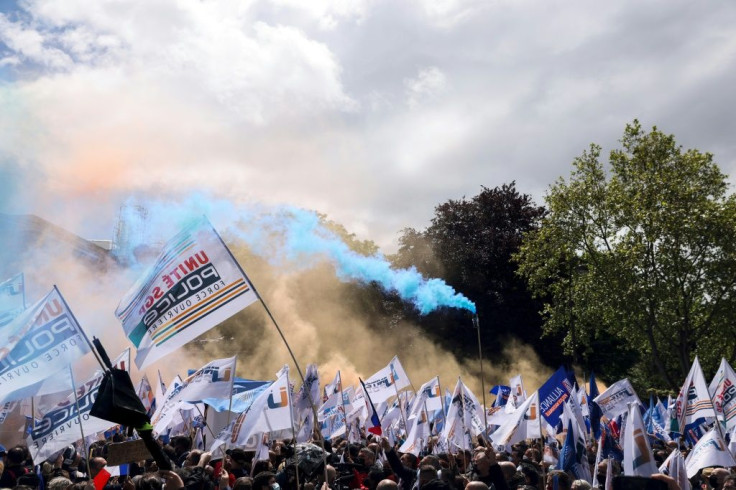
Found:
[404,66,448,109]
[1,0,736,253]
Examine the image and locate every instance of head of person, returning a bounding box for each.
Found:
[472,451,491,476]
[499,462,516,481]
[465,482,490,490]
[420,455,441,471]
[252,471,277,490]
[377,480,398,490]
[571,479,592,490]
[233,477,253,490]
[324,465,337,485]
[545,470,571,490]
[710,469,732,490]
[722,476,736,490]
[419,465,438,487]
[48,477,73,490]
[172,436,192,456]
[400,452,418,470]
[359,447,376,467]
[89,457,107,479]
[135,473,164,490]
[185,450,203,467]
[228,449,251,471]
[7,446,27,466]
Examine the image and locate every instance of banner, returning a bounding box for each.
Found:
[709,358,736,430]
[151,356,236,432]
[659,446,691,490]
[414,377,443,413]
[672,356,716,433]
[0,400,16,424]
[490,391,540,446]
[116,217,259,368]
[26,349,129,462]
[363,356,411,404]
[212,367,292,451]
[622,402,657,477]
[538,366,574,427]
[509,374,527,405]
[684,427,736,478]
[0,287,91,402]
[594,378,641,420]
[0,273,25,328]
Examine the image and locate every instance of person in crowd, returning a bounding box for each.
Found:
[233,477,254,490]
[710,468,733,490]
[252,472,277,490]
[570,480,590,490]
[722,475,736,490]
[380,438,416,490]
[465,481,490,490]
[48,476,74,490]
[467,449,508,490]
[544,471,570,490]
[0,446,29,488]
[376,480,398,490]
[171,437,193,468]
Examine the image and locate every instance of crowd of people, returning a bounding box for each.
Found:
[1,428,735,490]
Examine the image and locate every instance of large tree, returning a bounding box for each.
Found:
[392,183,550,363]
[516,121,736,390]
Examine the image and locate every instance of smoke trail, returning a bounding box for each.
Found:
[115,193,476,314]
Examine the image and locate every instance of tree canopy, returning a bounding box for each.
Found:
[516,121,736,391]
[392,183,550,364]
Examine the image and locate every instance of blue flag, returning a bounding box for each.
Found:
[588,371,602,440]
[559,419,576,472]
[490,385,511,407]
[538,366,574,427]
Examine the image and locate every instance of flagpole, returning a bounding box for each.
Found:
[436,375,453,467]
[209,225,323,430]
[210,219,329,486]
[457,377,469,456]
[591,433,603,488]
[393,380,409,438]
[538,397,547,485]
[286,370,301,490]
[473,315,489,435]
[338,371,349,439]
[192,404,218,440]
[226,356,237,436]
[69,365,93,480]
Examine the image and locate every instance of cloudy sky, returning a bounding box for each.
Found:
[1,0,735,252]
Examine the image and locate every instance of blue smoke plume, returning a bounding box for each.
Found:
[114,194,476,315]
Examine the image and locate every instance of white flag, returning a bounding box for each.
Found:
[659,446,691,490]
[490,391,540,446]
[228,368,292,446]
[622,403,657,477]
[26,350,127,463]
[509,374,527,405]
[152,356,235,432]
[415,376,443,413]
[709,358,736,431]
[116,217,258,368]
[0,273,25,328]
[684,427,736,478]
[0,287,91,402]
[672,357,716,433]
[399,410,430,456]
[363,356,411,404]
[594,378,642,420]
[441,378,484,450]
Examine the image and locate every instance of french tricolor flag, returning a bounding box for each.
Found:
[360,378,383,436]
